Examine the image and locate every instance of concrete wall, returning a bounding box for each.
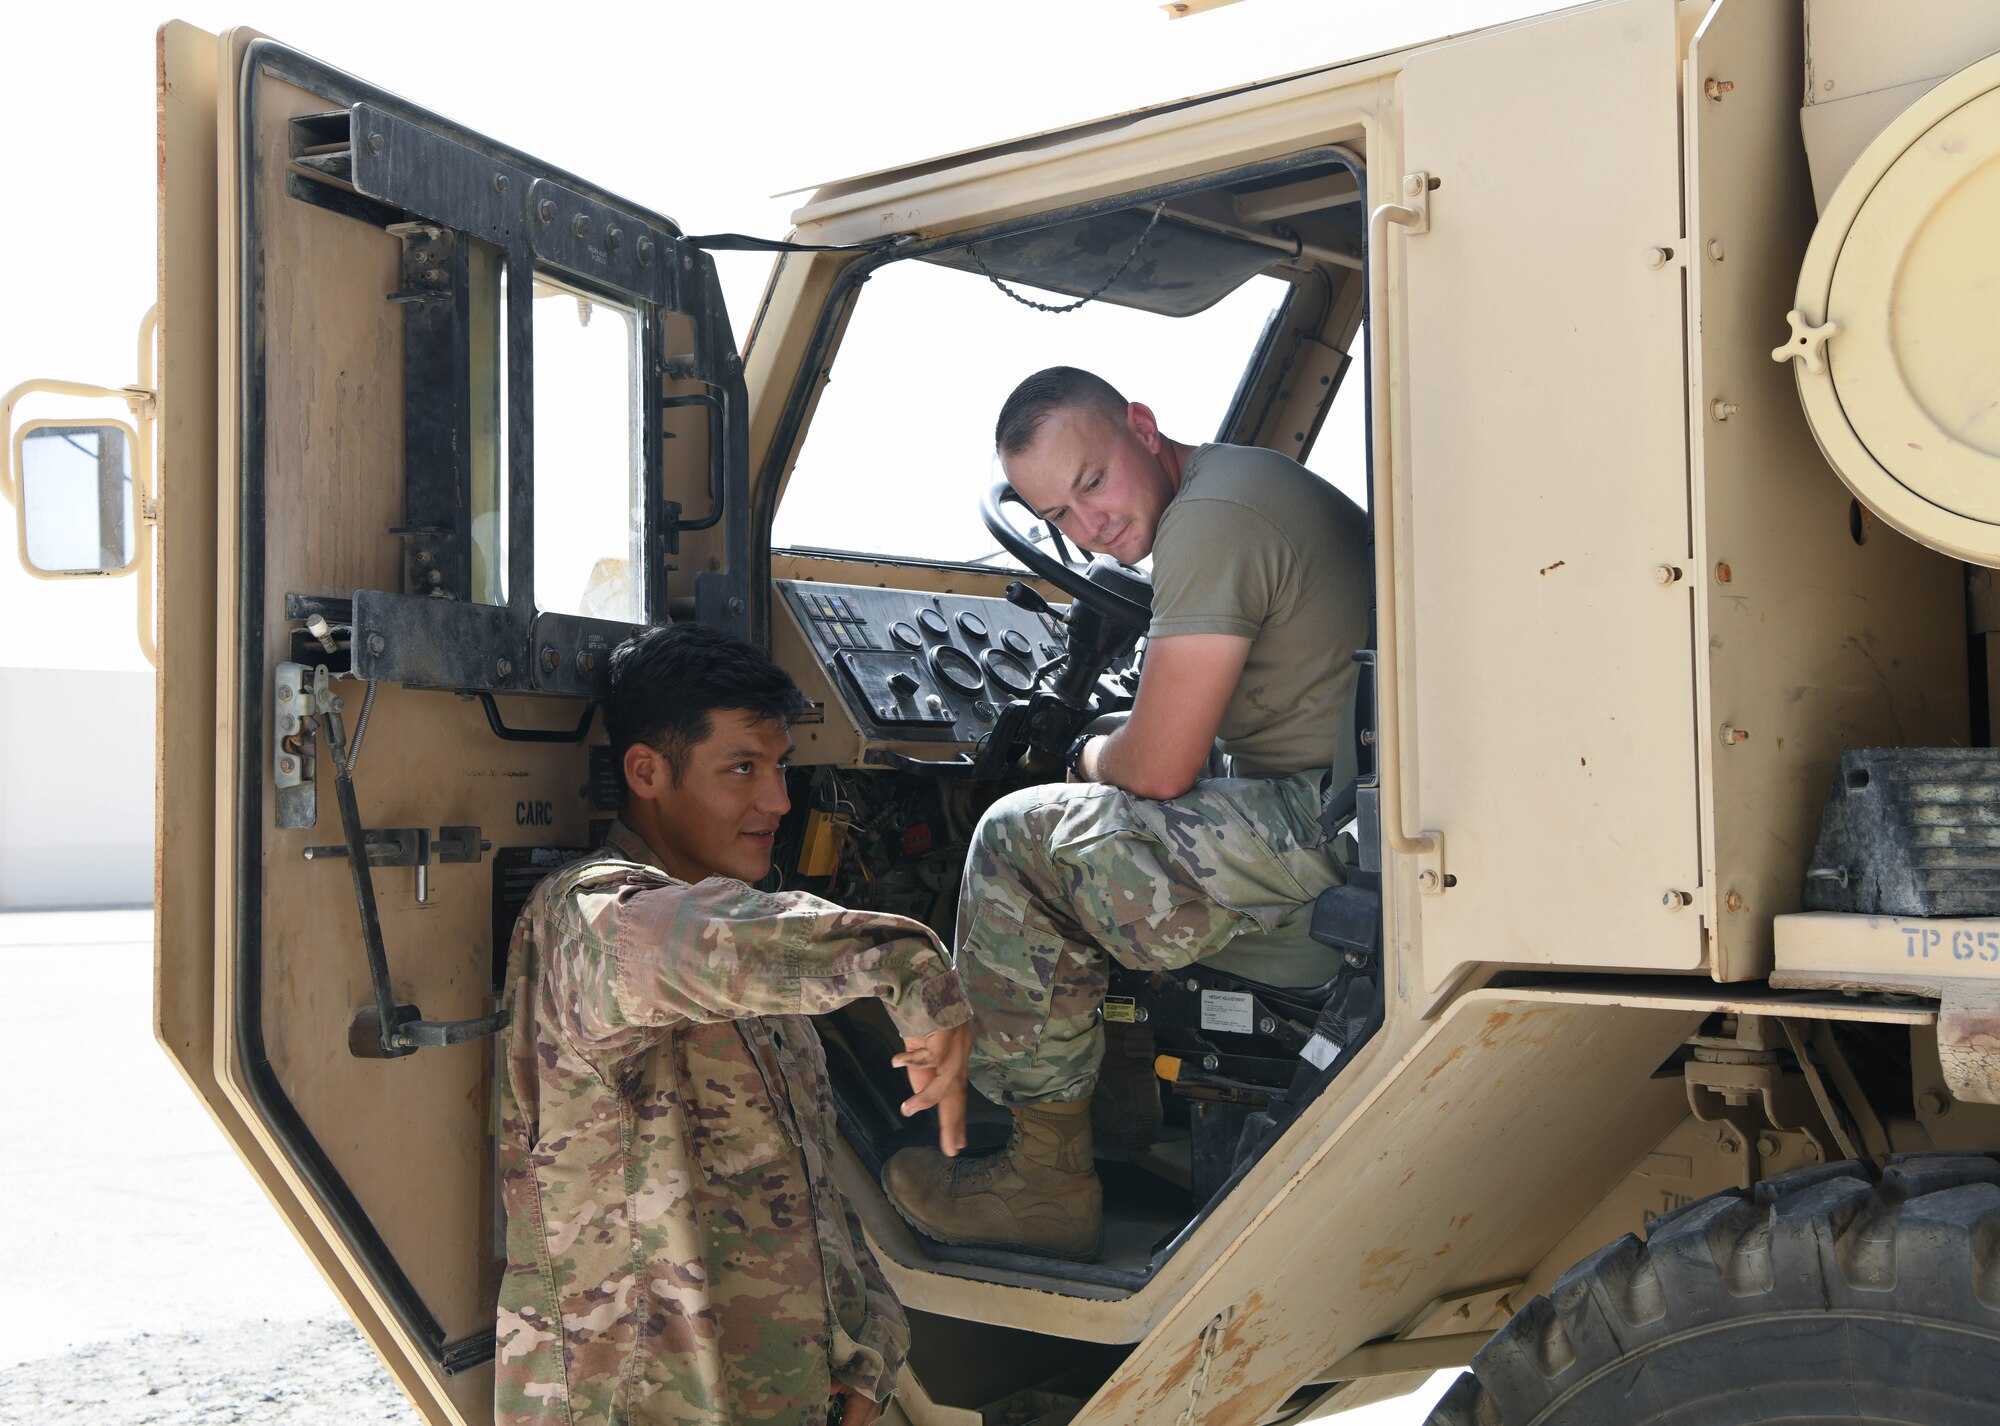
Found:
[0,666,154,909]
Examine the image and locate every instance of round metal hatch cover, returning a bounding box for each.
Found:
[1789,51,2000,565]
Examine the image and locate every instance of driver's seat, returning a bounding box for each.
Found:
[1101,651,1384,1205]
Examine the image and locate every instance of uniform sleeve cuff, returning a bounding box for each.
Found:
[884,970,972,1038]
[833,1358,898,1404]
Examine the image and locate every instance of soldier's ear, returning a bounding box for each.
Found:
[1127,401,1162,452]
[624,741,670,804]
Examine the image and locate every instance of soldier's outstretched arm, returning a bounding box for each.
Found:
[556,880,969,1047]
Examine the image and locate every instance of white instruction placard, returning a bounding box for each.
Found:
[1199,989,1255,1035]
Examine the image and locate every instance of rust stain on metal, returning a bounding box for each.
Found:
[1092,1337,1192,1420]
[1480,1006,1558,1051]
[1089,1366,1146,1418]
[1358,1245,1415,1296]
[1090,1291,1272,1425]
[1422,1043,1468,1086]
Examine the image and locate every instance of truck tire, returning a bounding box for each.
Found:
[1427,1154,2000,1425]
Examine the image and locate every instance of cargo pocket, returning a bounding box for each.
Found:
[680,1022,796,1184]
[1050,789,1262,973]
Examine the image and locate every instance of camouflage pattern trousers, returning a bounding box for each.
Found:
[957,768,1342,1107]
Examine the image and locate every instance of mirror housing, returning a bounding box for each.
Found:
[14,418,139,577]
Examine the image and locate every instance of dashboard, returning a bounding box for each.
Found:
[776,579,1066,744]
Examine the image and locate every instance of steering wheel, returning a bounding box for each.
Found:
[980,478,1154,629]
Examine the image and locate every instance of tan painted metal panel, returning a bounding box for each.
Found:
[1400,0,1703,990]
[1797,0,2000,206]
[1803,0,2000,108]
[153,18,222,1111]
[1061,990,1702,1426]
[790,67,1381,247]
[1686,0,1967,983]
[1800,78,1936,209]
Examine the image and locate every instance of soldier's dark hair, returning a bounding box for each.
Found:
[604,623,807,793]
[994,366,1129,458]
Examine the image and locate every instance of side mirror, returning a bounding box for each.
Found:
[14,419,139,577]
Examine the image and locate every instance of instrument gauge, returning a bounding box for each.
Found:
[982,650,1035,695]
[929,646,985,696]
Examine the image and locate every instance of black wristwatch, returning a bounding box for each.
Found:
[1064,731,1095,781]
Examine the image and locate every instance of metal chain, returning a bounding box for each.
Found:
[965,204,1167,314]
[1176,1312,1230,1426]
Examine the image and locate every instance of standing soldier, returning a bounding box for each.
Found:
[496,624,971,1425]
[883,366,1370,1259]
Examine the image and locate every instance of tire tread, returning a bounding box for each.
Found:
[1431,1153,2000,1424]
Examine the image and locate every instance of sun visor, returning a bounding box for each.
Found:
[924,208,1279,318]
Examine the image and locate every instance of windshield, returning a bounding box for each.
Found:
[772,258,1294,566]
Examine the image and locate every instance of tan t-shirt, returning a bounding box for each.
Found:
[1148,443,1371,781]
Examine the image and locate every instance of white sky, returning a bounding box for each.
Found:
[0,0,1567,672]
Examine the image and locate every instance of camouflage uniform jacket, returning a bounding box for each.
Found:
[496,822,969,1425]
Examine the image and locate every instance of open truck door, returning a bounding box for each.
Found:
[150,24,753,1419]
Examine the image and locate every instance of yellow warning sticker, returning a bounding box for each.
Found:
[1102,996,1138,1024]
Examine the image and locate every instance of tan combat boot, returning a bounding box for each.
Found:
[882,1100,1104,1260]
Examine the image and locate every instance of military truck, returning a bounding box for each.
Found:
[11,0,2000,1420]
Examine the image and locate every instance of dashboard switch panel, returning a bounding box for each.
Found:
[833,651,956,733]
[778,579,1065,744]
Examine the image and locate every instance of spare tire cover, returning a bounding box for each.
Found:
[1784,50,2000,565]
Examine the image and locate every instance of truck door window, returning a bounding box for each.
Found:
[529,275,645,622]
[773,259,1293,565]
[468,242,506,606]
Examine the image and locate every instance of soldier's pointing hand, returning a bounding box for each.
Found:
[893,1022,973,1157]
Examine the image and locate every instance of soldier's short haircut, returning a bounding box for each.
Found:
[605,623,807,793]
[994,366,1129,458]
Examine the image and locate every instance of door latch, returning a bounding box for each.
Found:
[302,825,490,904]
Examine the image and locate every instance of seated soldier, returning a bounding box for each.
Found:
[495,623,971,1426]
[882,366,1369,1260]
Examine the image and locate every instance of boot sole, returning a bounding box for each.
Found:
[884,1200,1104,1263]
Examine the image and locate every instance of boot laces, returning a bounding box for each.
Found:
[947,1149,1012,1193]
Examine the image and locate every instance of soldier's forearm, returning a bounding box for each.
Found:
[1087,724,1199,801]
[605,886,966,1029]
